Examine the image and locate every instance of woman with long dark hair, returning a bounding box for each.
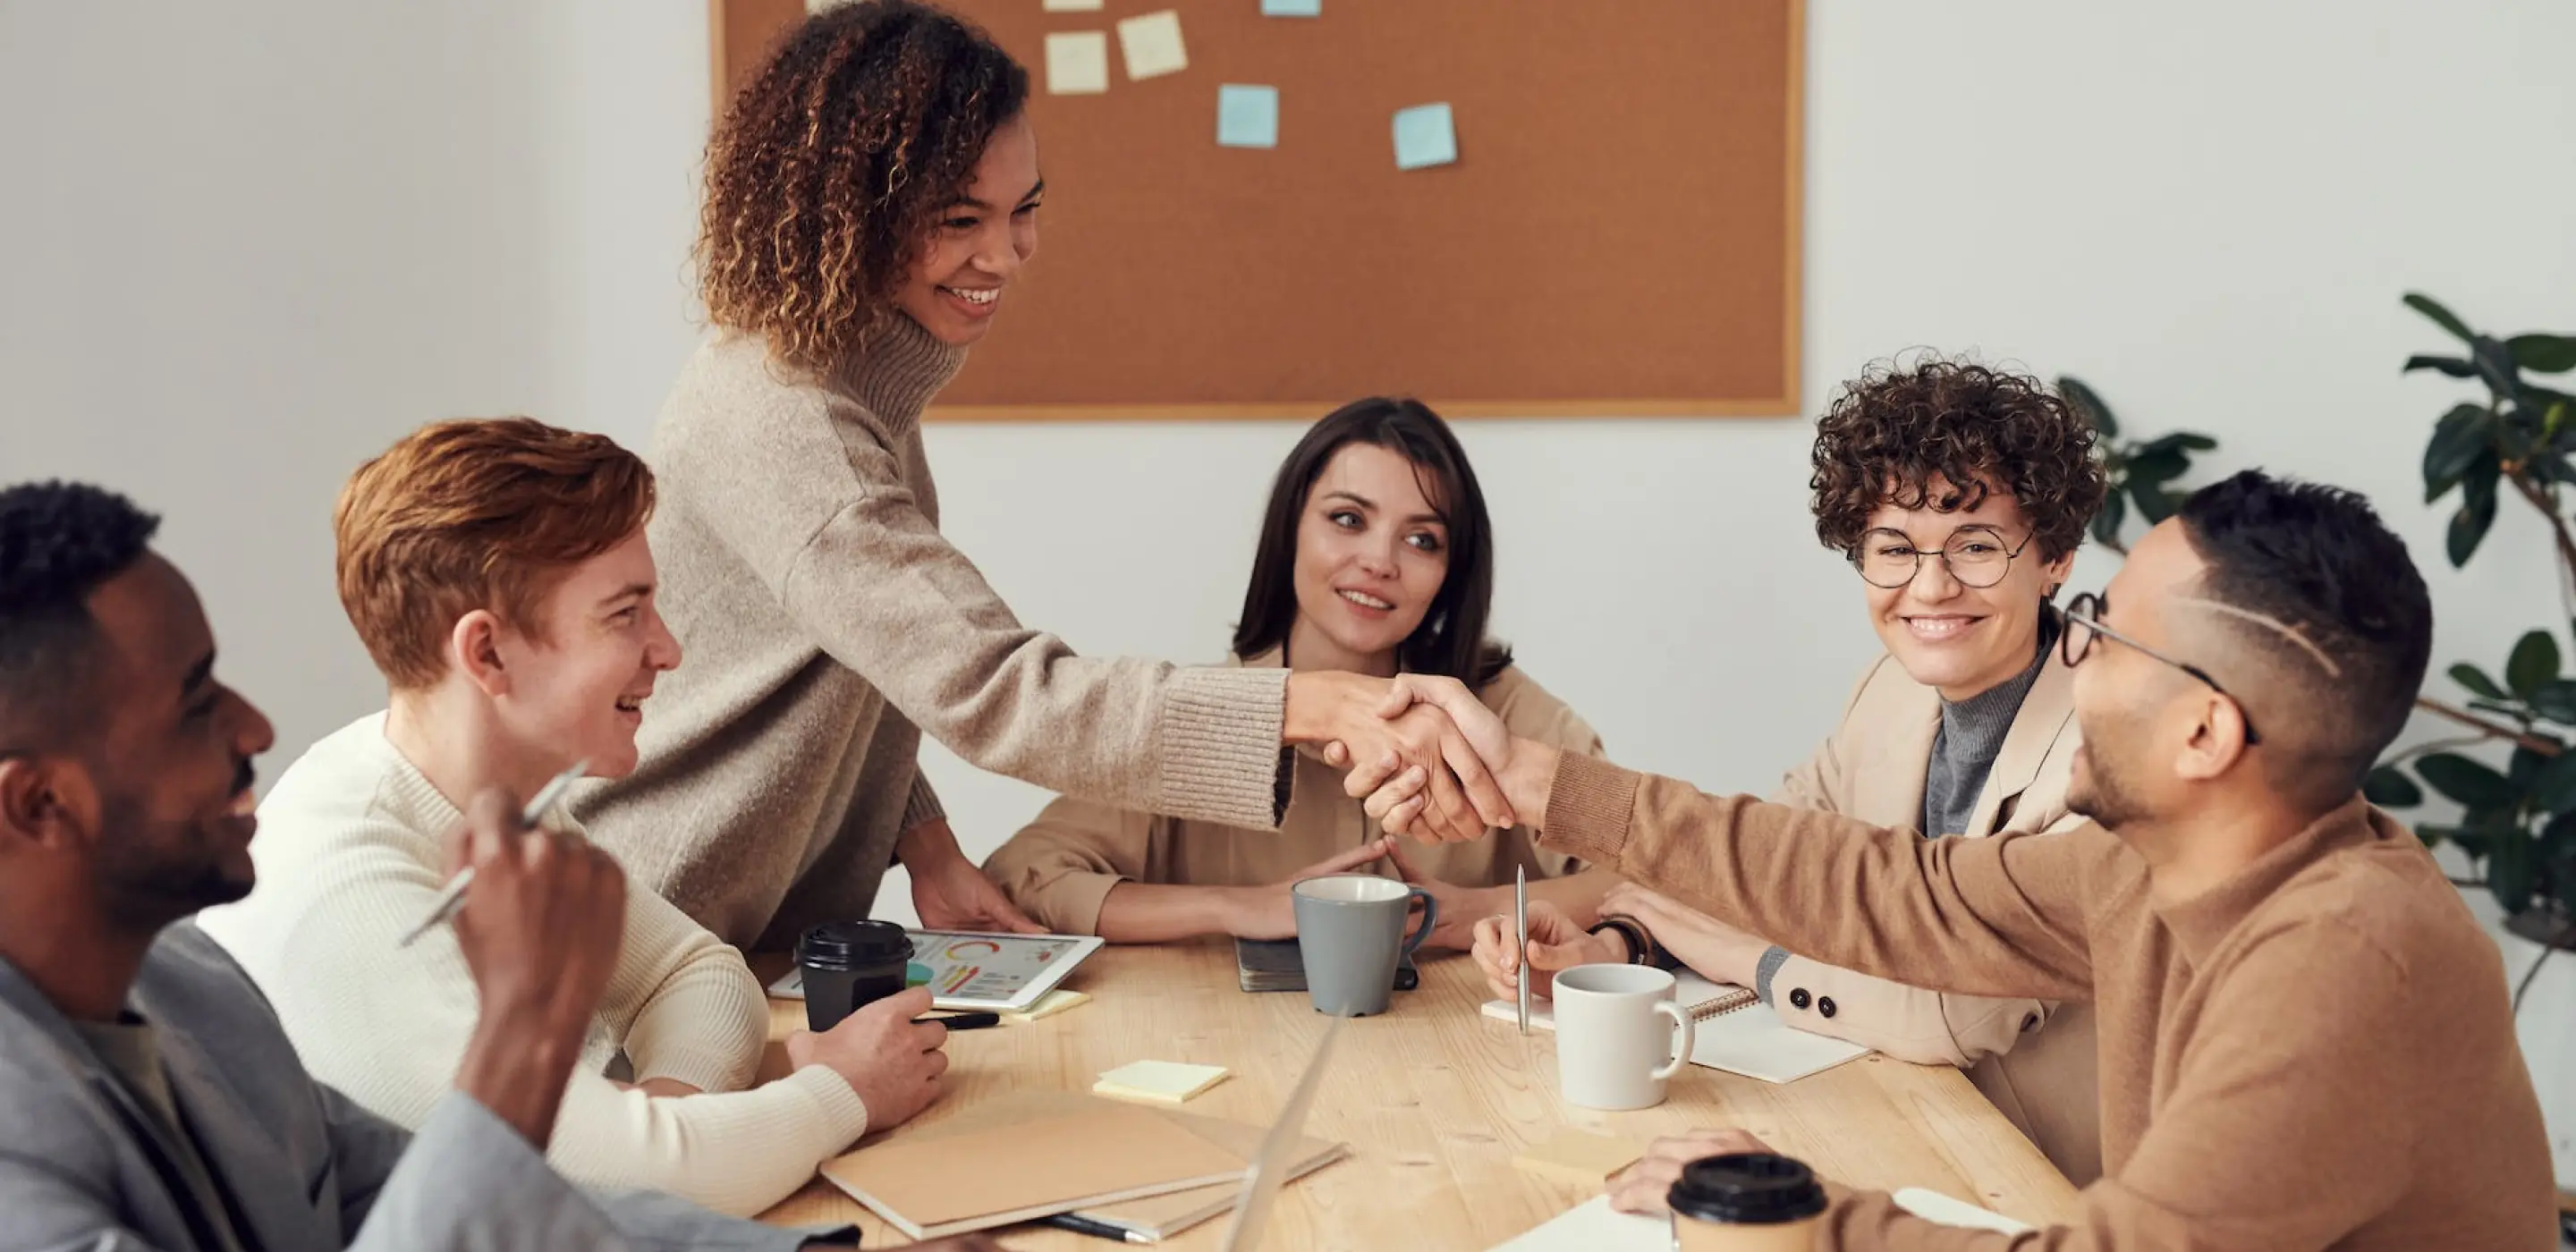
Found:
[984,398,1610,947]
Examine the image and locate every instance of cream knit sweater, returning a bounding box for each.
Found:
[199,715,870,1217]
[577,316,1292,950]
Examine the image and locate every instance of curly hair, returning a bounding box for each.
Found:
[1809,355,2107,563]
[335,419,655,690]
[698,0,1029,371]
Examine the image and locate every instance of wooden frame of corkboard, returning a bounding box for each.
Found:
[710,1,1804,422]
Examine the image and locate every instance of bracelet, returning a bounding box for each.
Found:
[1589,915,1652,966]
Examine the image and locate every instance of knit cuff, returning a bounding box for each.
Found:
[1538,752,1642,867]
[902,773,946,833]
[1755,945,1792,1004]
[780,1062,874,1147]
[1150,666,1292,830]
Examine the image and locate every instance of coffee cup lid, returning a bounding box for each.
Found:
[1667,1153,1827,1225]
[798,919,912,965]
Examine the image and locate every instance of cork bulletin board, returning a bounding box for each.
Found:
[712,0,1805,419]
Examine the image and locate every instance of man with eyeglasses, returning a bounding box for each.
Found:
[1368,470,2556,1248]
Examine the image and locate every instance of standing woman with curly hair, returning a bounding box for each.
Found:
[1470,356,2114,1185]
[577,1,1510,954]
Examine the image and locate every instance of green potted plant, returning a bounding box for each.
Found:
[2360,293,2576,995]
[2055,376,2220,555]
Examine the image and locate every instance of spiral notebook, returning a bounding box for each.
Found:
[1479,971,1869,1085]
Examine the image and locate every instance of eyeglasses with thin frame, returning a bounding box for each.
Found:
[2060,591,2262,745]
[1849,524,2036,590]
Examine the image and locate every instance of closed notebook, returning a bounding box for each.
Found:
[877,1092,1349,1243]
[817,1102,1246,1240]
[1481,971,1870,1085]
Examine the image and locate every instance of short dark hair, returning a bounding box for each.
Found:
[1810,356,2107,564]
[0,482,162,748]
[2176,470,2432,803]
[1233,397,1512,687]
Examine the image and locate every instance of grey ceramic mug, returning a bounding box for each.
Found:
[1290,873,1437,1017]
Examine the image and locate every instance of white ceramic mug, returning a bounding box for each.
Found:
[1552,964,1696,1111]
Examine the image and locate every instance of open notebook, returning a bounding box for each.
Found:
[1481,971,1869,1085]
[1489,1190,2034,1250]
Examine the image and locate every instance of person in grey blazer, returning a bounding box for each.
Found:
[0,481,994,1252]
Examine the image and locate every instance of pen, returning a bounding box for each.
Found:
[922,1011,1001,1030]
[1514,865,1531,1035]
[396,759,589,948]
[1035,1213,1148,1244]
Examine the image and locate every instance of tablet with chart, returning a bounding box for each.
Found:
[769,929,1104,1012]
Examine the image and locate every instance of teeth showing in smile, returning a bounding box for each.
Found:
[1905,616,1977,639]
[944,286,999,305]
[615,697,643,713]
[1339,589,1394,611]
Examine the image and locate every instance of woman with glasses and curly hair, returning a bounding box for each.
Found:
[1475,356,2114,1184]
[577,1,1511,956]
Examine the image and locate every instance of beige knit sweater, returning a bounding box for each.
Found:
[198,715,870,1217]
[577,316,1292,950]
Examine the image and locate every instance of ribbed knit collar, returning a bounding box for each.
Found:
[365,713,580,837]
[2154,798,2378,966]
[828,312,970,433]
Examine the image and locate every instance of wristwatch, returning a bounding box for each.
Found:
[1588,914,1653,966]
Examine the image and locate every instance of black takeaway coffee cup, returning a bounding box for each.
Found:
[797,920,913,1032]
[1667,1152,1830,1251]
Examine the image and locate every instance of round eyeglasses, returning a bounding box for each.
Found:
[1849,525,2035,590]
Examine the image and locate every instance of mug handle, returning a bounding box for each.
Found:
[1398,886,1440,960]
[1649,1000,1696,1082]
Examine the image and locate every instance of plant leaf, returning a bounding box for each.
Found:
[2532,679,2576,725]
[2132,432,2218,455]
[2470,336,2522,401]
[2361,765,2425,808]
[2509,334,2576,374]
[2124,447,2190,484]
[2403,354,2479,378]
[2131,482,2177,525]
[2446,455,2500,566]
[2414,752,2520,809]
[2507,630,2563,698]
[2486,822,2537,916]
[2404,292,2477,343]
[2450,663,2508,699]
[2533,749,2576,815]
[2058,376,2117,438]
[2421,403,2493,500]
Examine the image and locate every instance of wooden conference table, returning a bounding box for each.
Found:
[754,943,2079,1248]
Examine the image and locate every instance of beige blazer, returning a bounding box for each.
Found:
[983,651,1603,935]
[1760,645,2103,1185]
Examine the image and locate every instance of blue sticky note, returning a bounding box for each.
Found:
[1393,103,1457,171]
[1218,84,1279,149]
[1261,0,1321,15]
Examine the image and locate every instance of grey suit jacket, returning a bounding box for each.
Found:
[0,922,850,1252]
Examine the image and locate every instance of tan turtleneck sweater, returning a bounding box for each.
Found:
[1538,754,2558,1250]
[577,317,1292,951]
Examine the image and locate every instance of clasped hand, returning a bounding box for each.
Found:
[1301,671,1536,843]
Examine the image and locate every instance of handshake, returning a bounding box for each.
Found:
[1288,671,1560,843]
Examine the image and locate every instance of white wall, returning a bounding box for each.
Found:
[5,0,2570,1183]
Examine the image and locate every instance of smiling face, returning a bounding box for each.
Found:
[72,554,275,923]
[892,114,1042,347]
[478,530,680,782]
[1858,477,2073,701]
[1284,443,1453,677]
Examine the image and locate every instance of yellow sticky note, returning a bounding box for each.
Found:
[1095,1060,1230,1104]
[1513,1129,1644,1188]
[1115,11,1188,81]
[1044,31,1109,96]
[1001,988,1089,1024]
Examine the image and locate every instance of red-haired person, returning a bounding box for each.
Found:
[201,419,946,1217]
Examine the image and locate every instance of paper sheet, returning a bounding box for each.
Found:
[1044,30,1109,96]
[1217,84,1280,148]
[1116,11,1188,80]
[1393,103,1458,170]
[1042,0,1105,11]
